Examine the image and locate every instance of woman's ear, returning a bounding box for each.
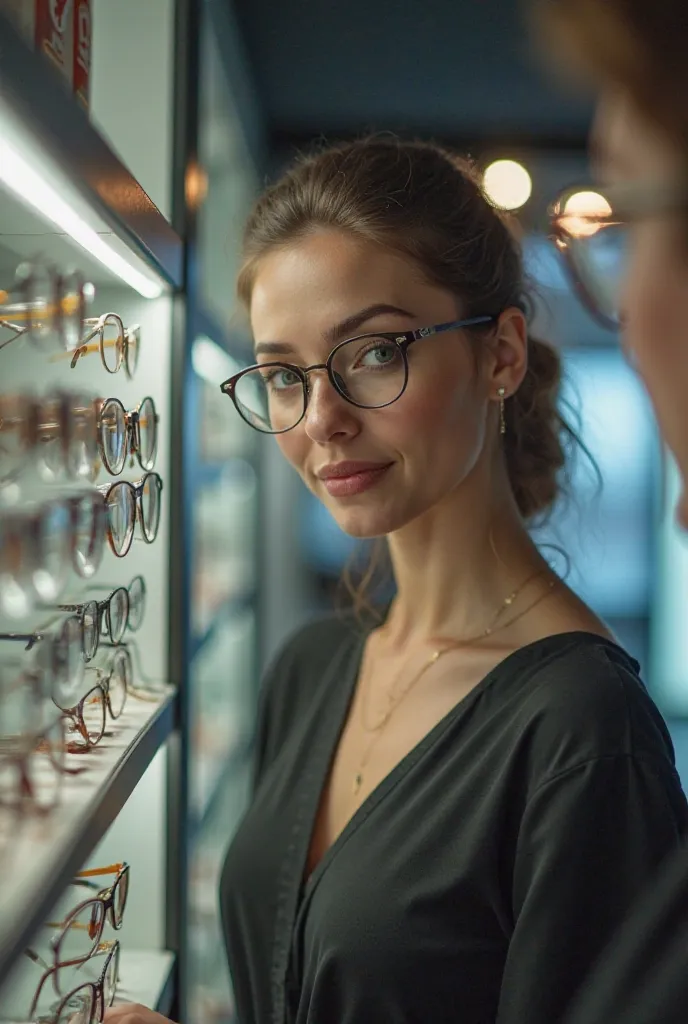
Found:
[487,307,529,396]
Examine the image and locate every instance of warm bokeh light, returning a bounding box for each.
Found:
[560,190,612,238]
[185,161,209,210]
[482,159,532,211]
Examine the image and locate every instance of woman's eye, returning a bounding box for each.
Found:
[359,344,397,368]
[263,368,300,389]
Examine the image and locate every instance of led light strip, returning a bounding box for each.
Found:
[0,137,164,299]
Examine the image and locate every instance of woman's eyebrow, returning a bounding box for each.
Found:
[254,304,415,358]
[324,304,415,345]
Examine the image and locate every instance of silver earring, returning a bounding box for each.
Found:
[497,386,507,435]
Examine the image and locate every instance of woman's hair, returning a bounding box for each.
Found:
[239,135,581,527]
[537,0,688,158]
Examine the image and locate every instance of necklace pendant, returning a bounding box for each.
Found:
[353,772,363,795]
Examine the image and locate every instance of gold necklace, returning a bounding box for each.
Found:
[352,574,558,797]
[361,568,544,734]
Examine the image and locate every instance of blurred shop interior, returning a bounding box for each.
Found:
[0,1,686,1023]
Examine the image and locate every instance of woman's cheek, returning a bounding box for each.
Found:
[276,433,308,476]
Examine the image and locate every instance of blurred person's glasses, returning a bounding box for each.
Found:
[0,391,100,486]
[25,938,120,1024]
[97,472,163,557]
[0,494,106,618]
[95,396,158,476]
[61,313,141,378]
[220,316,497,433]
[0,262,93,354]
[549,180,688,329]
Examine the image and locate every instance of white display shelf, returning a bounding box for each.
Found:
[0,9,182,291]
[117,950,176,1016]
[0,691,176,989]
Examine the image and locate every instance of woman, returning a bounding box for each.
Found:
[535,4,688,1022]
[107,140,687,1024]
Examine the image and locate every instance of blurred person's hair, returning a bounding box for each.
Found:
[536,0,688,159]
[237,136,586,616]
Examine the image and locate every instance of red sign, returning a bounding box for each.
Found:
[73,0,91,109]
[35,0,73,79]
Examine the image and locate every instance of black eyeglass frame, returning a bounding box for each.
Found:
[96,472,164,558]
[28,938,120,1024]
[96,395,159,476]
[219,315,497,434]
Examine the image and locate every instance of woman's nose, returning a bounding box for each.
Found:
[303,372,360,442]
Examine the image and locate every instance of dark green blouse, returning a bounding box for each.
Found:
[564,844,688,1024]
[221,616,688,1024]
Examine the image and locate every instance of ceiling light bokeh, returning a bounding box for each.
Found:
[482,159,533,211]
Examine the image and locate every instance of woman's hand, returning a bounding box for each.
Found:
[103,1004,177,1024]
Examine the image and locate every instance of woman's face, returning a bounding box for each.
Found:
[249,229,513,539]
[594,89,688,526]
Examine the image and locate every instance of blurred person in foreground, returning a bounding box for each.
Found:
[535,1,688,1021]
[108,136,685,1024]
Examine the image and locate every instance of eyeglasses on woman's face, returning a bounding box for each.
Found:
[549,180,688,330]
[219,315,497,434]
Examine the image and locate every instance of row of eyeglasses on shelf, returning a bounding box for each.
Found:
[0,575,154,822]
[0,260,140,377]
[0,396,163,620]
[0,257,163,621]
[5,861,129,1024]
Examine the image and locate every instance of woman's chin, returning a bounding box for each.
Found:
[328,504,405,540]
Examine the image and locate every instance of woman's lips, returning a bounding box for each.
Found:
[321,464,393,497]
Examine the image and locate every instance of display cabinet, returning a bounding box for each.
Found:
[0,2,268,1023]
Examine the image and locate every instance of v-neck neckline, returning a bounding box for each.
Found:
[270,627,631,1024]
[302,629,632,898]
[302,629,493,897]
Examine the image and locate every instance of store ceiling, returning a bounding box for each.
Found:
[227,0,612,347]
[230,0,592,154]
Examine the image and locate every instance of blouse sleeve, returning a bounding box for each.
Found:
[563,846,688,1024]
[496,753,688,1024]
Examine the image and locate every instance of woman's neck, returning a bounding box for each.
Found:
[384,468,548,648]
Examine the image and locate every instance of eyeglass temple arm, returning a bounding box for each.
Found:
[77,862,124,879]
[412,315,496,340]
[0,321,27,349]
[24,947,51,972]
[0,633,40,650]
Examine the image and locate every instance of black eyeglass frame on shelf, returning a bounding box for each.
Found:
[219,315,497,434]
[97,472,163,558]
[27,937,120,1024]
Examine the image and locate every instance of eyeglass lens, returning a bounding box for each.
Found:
[100,316,124,374]
[235,335,407,432]
[99,399,127,475]
[127,577,145,631]
[568,223,628,326]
